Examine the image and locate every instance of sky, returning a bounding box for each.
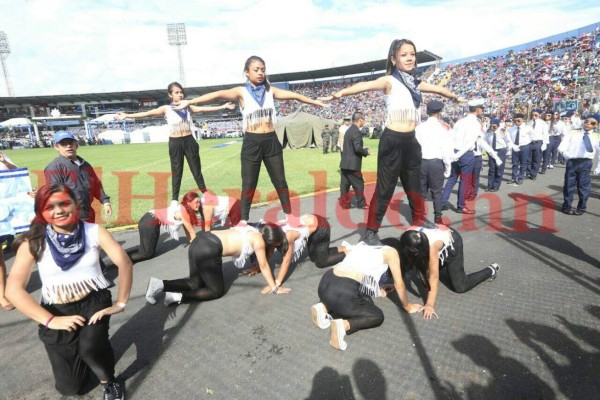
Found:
[1,0,599,97]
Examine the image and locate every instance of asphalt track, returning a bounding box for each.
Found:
[1,161,599,400]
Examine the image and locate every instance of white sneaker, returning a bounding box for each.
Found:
[145,277,164,305]
[170,200,178,208]
[330,319,348,351]
[164,292,182,306]
[548,165,554,169]
[311,303,332,329]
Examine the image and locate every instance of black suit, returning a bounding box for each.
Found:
[339,124,369,208]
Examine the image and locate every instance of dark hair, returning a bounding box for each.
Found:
[469,106,484,113]
[13,183,79,261]
[181,191,203,228]
[385,39,418,76]
[259,222,288,258]
[398,230,431,291]
[244,56,271,91]
[167,82,185,102]
[352,111,364,122]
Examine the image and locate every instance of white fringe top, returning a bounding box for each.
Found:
[335,242,390,298]
[232,225,258,268]
[412,226,455,265]
[384,76,421,126]
[149,204,184,241]
[241,88,277,131]
[281,216,310,262]
[165,106,194,136]
[38,223,110,305]
[202,195,231,226]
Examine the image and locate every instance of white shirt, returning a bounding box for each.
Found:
[451,114,483,159]
[484,128,511,151]
[338,124,350,149]
[415,117,452,165]
[529,118,549,143]
[558,129,600,161]
[508,124,533,147]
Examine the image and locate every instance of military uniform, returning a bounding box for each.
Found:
[330,125,339,153]
[321,126,332,154]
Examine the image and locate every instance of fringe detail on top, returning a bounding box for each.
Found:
[233,225,257,269]
[42,275,110,304]
[385,108,421,126]
[438,232,455,265]
[243,108,276,131]
[169,120,193,137]
[149,209,181,241]
[291,235,309,262]
[360,274,381,298]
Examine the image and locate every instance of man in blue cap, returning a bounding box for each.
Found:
[484,118,511,191]
[557,114,600,215]
[507,113,532,184]
[526,110,549,180]
[44,131,111,222]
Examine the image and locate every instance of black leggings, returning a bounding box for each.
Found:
[318,269,384,335]
[129,212,162,262]
[163,232,225,302]
[367,128,426,230]
[307,215,346,268]
[443,229,493,293]
[240,132,291,220]
[169,135,207,201]
[38,290,115,396]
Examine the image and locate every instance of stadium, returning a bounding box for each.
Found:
[1,17,599,400]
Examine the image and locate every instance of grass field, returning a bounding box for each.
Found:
[3,138,381,227]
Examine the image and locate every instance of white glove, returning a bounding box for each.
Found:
[512,145,520,152]
[444,167,451,178]
[451,155,460,163]
[594,167,600,175]
[541,143,547,152]
[494,156,503,166]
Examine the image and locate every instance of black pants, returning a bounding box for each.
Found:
[307,215,346,268]
[38,290,115,396]
[339,169,366,208]
[318,269,384,335]
[367,128,425,231]
[240,132,291,220]
[443,229,493,293]
[163,232,225,302]
[420,158,445,219]
[130,212,162,262]
[169,135,207,201]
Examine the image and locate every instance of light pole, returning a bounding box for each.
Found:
[167,23,187,86]
[0,31,15,97]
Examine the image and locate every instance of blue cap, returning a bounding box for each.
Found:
[565,111,574,118]
[54,130,76,143]
[587,114,600,123]
[514,113,525,119]
[490,118,501,125]
[426,100,444,114]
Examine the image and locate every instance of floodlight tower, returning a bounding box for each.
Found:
[0,31,15,97]
[167,23,187,86]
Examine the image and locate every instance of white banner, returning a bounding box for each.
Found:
[0,168,35,236]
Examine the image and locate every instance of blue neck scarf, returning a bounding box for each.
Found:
[45,220,86,271]
[170,103,189,121]
[392,69,422,109]
[245,82,266,107]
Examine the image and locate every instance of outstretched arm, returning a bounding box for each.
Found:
[174,87,243,109]
[418,82,465,102]
[115,106,167,120]
[422,243,440,319]
[320,76,388,101]
[190,102,236,113]
[271,87,328,107]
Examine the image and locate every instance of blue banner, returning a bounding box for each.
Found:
[0,168,34,236]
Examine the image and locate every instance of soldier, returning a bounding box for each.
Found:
[322,123,331,154]
[331,124,339,153]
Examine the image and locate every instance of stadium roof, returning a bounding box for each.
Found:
[0,50,441,107]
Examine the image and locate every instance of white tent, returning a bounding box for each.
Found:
[98,129,129,144]
[129,125,171,143]
[0,118,34,128]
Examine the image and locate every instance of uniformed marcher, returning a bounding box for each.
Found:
[331,124,339,153]
[557,114,600,215]
[507,113,532,185]
[416,100,452,223]
[322,124,332,154]
[526,109,549,180]
[470,120,501,200]
[338,117,351,153]
[484,118,512,191]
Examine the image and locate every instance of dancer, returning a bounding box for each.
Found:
[382,225,500,320]
[310,241,422,351]
[321,39,464,245]
[145,223,291,306]
[200,191,242,231]
[128,191,204,263]
[6,184,132,399]
[274,214,347,286]
[115,82,235,204]
[174,56,328,222]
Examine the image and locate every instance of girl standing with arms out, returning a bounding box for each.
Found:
[6,184,132,399]
[321,39,464,245]
[175,56,328,222]
[115,82,235,205]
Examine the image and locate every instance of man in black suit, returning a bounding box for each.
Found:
[339,111,370,209]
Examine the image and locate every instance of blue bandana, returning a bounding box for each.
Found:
[170,103,189,121]
[392,69,422,109]
[45,220,86,271]
[245,82,266,107]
